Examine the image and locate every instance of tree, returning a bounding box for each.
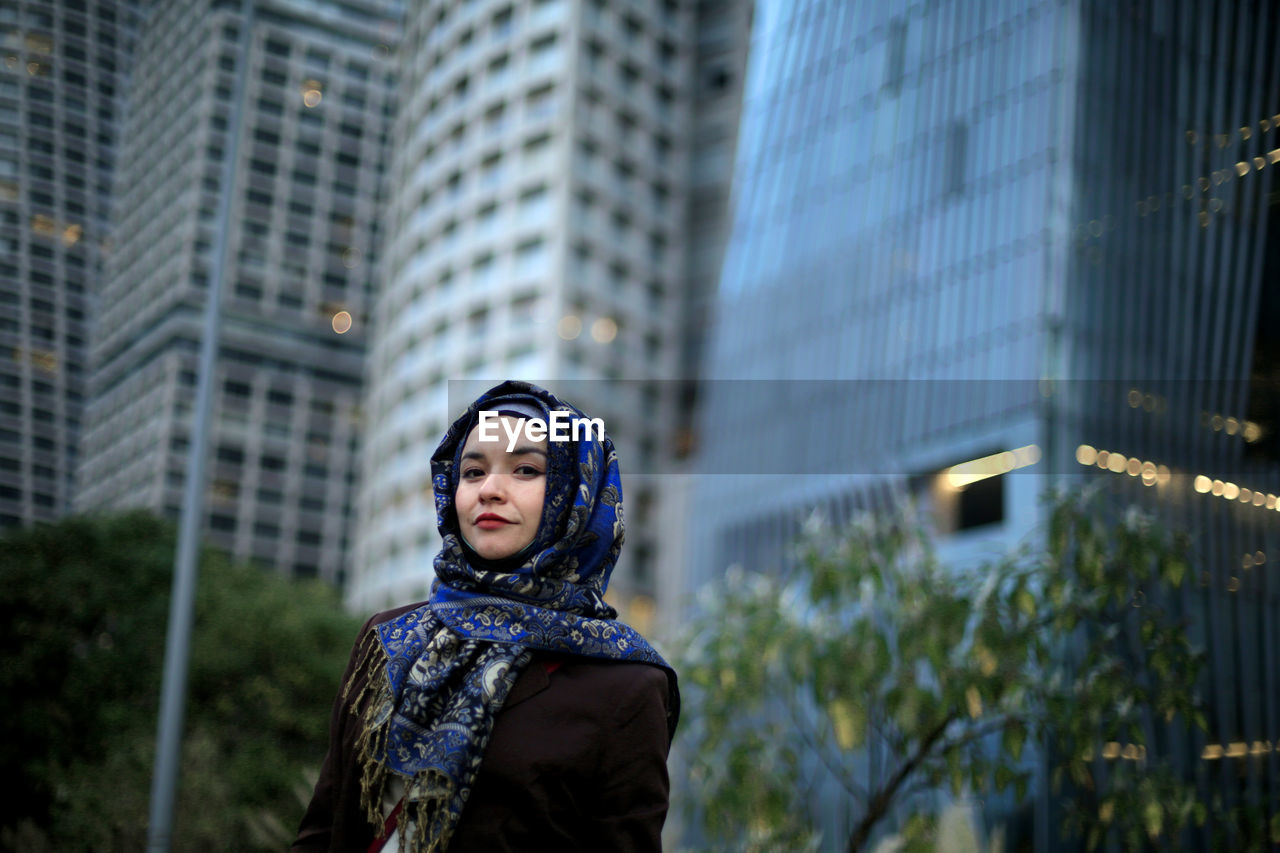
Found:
[0,511,363,851]
[677,491,1209,852]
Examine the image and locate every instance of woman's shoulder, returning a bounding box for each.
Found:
[542,655,675,718]
[537,656,679,748]
[551,655,671,688]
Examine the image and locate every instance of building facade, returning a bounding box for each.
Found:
[0,0,138,527]
[691,0,1278,848]
[351,0,750,623]
[75,0,399,585]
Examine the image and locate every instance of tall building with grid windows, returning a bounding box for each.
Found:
[0,1,138,527]
[74,0,400,585]
[350,0,750,620]
[690,0,1278,848]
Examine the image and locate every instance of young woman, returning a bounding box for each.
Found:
[291,380,679,852]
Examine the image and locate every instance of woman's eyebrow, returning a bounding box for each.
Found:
[461,447,547,461]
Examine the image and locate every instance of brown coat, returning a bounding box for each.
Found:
[291,603,679,852]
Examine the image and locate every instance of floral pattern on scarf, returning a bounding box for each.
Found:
[350,381,676,852]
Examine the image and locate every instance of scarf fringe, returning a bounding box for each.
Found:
[402,771,456,853]
[346,626,393,831]
[346,624,462,853]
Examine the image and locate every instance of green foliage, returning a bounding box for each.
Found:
[677,492,1207,852]
[0,511,362,851]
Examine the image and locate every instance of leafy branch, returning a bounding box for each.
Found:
[678,492,1211,852]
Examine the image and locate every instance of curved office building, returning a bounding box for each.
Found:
[693,0,1278,848]
[352,0,750,615]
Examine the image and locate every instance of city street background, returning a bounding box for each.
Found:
[1,0,1277,850]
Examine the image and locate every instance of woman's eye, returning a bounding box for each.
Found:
[515,465,544,477]
[461,468,484,480]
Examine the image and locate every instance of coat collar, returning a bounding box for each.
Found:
[502,656,555,710]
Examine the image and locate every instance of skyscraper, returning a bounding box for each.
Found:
[0,0,138,527]
[351,0,750,620]
[692,0,1278,847]
[75,0,400,585]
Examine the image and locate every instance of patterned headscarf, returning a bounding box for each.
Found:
[349,380,676,852]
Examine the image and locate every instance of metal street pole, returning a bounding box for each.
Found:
[145,0,253,848]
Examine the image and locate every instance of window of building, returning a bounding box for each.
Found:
[928,465,1005,534]
[655,84,673,115]
[223,379,251,399]
[479,152,503,186]
[520,184,549,220]
[584,38,604,70]
[491,7,513,38]
[649,231,667,262]
[257,97,284,116]
[468,249,491,281]
[515,237,547,276]
[884,17,907,94]
[611,209,631,237]
[523,132,551,157]
[511,292,538,328]
[483,102,506,135]
[488,53,510,81]
[526,84,555,119]
[530,33,559,62]
[944,120,968,198]
[217,445,245,465]
[619,62,640,92]
[267,388,294,406]
[253,521,280,538]
[210,513,236,532]
[467,307,489,339]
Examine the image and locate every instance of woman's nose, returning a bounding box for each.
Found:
[478,473,506,500]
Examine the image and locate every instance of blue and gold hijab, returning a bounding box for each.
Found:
[349,380,676,851]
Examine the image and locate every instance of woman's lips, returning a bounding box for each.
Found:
[475,515,511,529]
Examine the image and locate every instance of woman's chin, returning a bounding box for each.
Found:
[469,537,531,562]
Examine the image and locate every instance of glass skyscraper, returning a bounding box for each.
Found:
[691,0,1278,848]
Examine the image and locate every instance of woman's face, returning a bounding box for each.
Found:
[455,416,548,561]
